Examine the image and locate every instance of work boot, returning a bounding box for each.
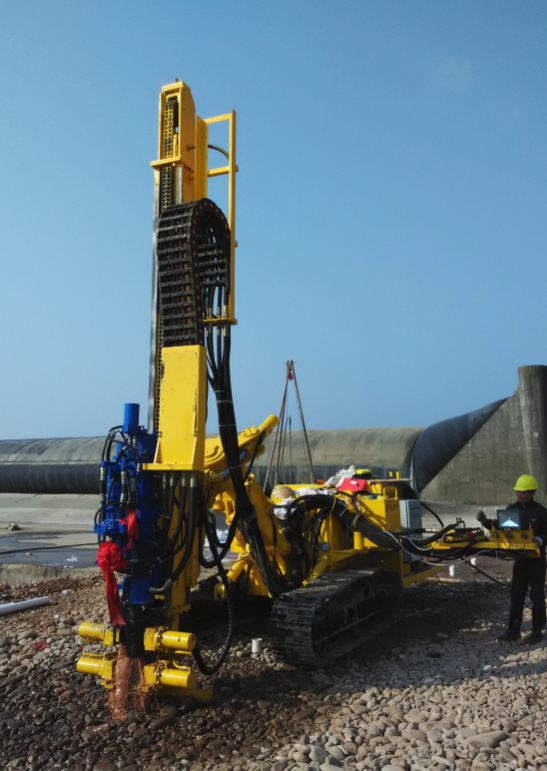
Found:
[497,606,522,641]
[521,630,543,645]
[497,629,521,642]
[532,605,546,633]
[522,606,547,644]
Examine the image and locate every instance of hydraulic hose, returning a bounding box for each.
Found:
[158,474,188,556]
[288,494,483,561]
[293,494,399,550]
[468,560,510,587]
[151,473,199,594]
[192,510,234,675]
[211,326,291,598]
[130,474,189,575]
[198,507,240,569]
[421,502,445,528]
[101,426,123,463]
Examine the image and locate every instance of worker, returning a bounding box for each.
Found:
[496,475,547,643]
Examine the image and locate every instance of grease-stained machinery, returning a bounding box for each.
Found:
[76,81,540,701]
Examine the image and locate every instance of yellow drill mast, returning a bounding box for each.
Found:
[148,81,237,432]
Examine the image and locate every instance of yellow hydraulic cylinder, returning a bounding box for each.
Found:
[78,622,118,646]
[143,662,195,690]
[76,653,115,680]
[144,626,196,653]
[159,667,195,689]
[78,622,103,640]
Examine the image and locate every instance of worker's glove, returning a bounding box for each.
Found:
[476,510,487,525]
[534,536,543,548]
[476,510,493,530]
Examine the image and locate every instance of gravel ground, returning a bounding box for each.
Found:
[1,559,547,771]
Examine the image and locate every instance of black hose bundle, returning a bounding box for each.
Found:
[101,426,124,464]
[289,493,484,564]
[187,204,295,599]
[286,493,401,551]
[192,502,235,675]
[124,474,188,581]
[280,494,342,574]
[197,495,240,569]
[153,201,305,608]
[421,501,445,527]
[208,320,293,597]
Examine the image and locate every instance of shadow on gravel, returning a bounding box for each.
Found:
[208,576,537,701]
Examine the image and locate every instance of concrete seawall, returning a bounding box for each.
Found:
[1,365,546,509]
[253,426,423,490]
[422,365,547,505]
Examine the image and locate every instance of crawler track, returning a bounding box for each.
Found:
[268,569,403,665]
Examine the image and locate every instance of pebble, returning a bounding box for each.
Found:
[310,746,328,763]
[468,730,508,748]
[93,762,117,771]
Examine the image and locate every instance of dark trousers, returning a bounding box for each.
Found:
[508,557,547,632]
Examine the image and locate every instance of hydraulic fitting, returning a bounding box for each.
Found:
[99,465,107,506]
[120,470,128,504]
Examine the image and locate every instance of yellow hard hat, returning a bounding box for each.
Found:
[514,474,538,492]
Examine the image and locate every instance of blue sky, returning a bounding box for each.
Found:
[0,1,546,438]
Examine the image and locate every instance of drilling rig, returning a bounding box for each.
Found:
[76,80,540,703]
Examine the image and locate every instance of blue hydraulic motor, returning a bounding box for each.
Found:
[95,403,164,656]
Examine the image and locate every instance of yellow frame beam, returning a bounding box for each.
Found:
[203,111,237,321]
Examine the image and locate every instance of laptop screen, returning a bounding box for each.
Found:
[496,508,522,529]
